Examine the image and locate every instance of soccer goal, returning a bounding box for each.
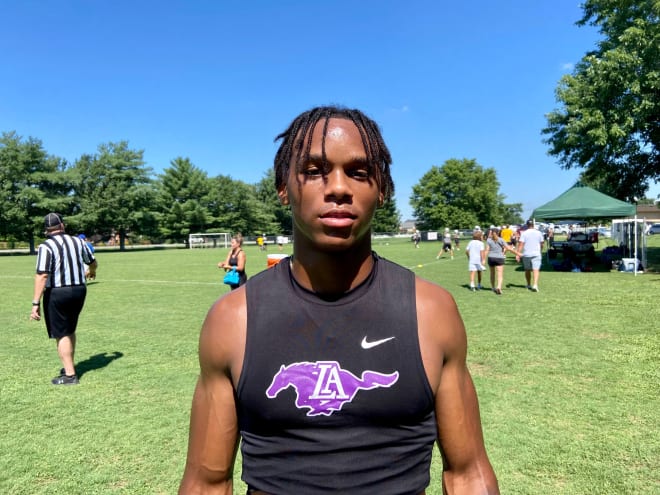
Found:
[188,233,230,249]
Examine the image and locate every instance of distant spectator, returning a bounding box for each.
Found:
[500,225,513,246]
[546,226,554,248]
[436,228,454,260]
[484,228,520,295]
[78,234,96,280]
[218,233,247,290]
[465,230,485,291]
[516,220,544,292]
[412,229,421,248]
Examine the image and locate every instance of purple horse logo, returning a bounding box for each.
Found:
[266,361,399,416]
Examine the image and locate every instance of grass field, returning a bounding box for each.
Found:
[1,237,658,494]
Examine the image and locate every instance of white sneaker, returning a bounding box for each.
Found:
[531,285,539,292]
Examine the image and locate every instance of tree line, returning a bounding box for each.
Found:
[0,133,405,253]
[1,131,528,254]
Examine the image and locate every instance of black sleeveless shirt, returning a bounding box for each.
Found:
[239,253,437,495]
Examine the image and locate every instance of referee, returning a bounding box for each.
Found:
[30,213,97,385]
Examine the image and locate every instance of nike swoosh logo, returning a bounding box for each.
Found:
[361,336,395,349]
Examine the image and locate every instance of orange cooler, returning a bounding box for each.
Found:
[267,254,288,268]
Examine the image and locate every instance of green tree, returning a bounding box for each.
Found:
[372,198,401,233]
[0,132,72,253]
[255,169,292,234]
[208,175,277,236]
[70,141,155,250]
[501,202,524,226]
[410,158,505,231]
[156,157,212,242]
[543,0,659,202]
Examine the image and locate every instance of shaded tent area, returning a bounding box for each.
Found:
[532,183,635,220]
[532,183,642,273]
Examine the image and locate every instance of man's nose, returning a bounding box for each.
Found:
[324,169,352,201]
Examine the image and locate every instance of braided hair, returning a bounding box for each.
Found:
[273,106,394,201]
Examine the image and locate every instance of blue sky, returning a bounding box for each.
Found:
[3,0,656,222]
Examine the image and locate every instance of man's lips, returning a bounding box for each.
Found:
[319,210,357,228]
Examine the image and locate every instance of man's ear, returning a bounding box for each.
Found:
[378,192,384,207]
[278,187,289,206]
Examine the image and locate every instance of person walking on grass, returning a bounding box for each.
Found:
[465,230,485,291]
[516,219,544,292]
[179,105,499,495]
[484,228,520,295]
[30,213,97,385]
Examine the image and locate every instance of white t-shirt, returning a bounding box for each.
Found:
[465,240,484,265]
[520,228,544,257]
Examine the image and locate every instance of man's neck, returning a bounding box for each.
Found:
[290,244,374,296]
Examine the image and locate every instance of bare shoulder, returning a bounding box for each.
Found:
[414,276,468,391]
[415,277,467,344]
[199,286,248,384]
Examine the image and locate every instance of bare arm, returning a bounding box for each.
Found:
[416,279,499,494]
[87,259,98,278]
[515,240,525,261]
[30,273,49,321]
[234,251,246,273]
[179,289,247,494]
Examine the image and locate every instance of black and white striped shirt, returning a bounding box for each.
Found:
[35,234,96,288]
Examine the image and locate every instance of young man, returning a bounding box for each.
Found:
[30,213,97,384]
[515,219,544,292]
[179,106,499,494]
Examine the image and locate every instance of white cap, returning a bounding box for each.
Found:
[474,225,481,231]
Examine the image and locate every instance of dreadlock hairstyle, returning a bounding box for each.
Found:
[273,106,394,201]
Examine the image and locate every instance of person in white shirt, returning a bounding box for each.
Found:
[464,230,485,291]
[515,220,545,292]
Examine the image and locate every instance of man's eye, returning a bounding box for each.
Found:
[303,167,322,177]
[349,169,370,179]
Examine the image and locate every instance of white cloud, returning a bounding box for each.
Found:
[561,62,574,71]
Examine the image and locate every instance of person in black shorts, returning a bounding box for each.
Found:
[436,227,455,259]
[30,213,97,385]
[178,106,499,494]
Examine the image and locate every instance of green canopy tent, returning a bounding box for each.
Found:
[531,183,635,220]
[532,183,642,274]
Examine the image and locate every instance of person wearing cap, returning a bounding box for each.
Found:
[436,227,454,259]
[30,213,97,385]
[516,219,544,292]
